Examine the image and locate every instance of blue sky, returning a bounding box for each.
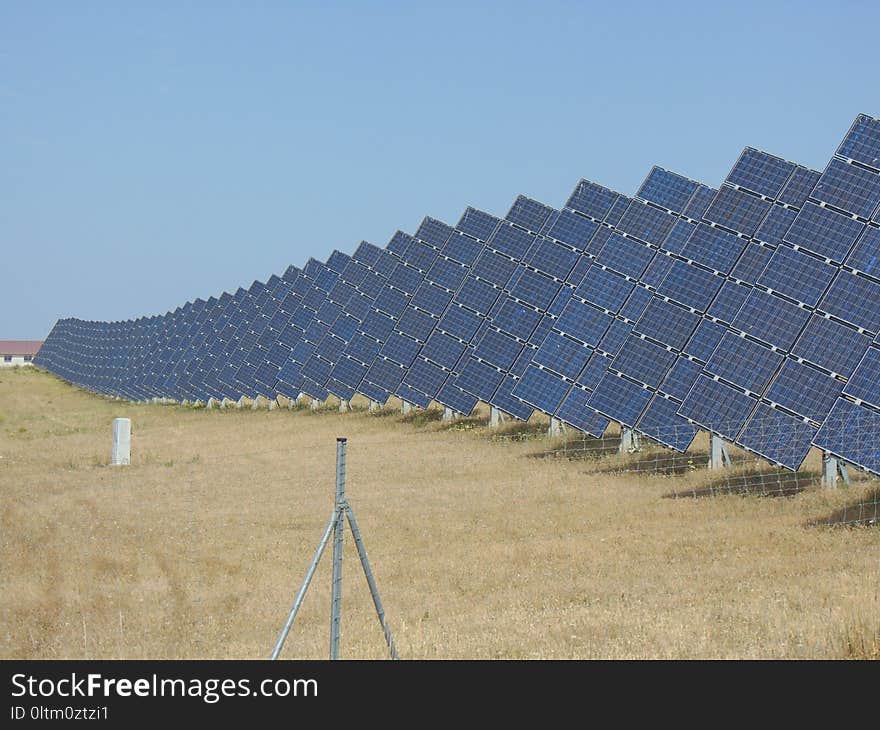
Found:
[2,1,877,338]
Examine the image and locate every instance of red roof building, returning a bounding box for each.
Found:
[0,340,43,366]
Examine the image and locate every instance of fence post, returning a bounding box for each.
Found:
[329,438,347,659]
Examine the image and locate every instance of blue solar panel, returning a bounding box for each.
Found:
[659,356,703,401]
[610,336,677,388]
[704,186,772,237]
[843,346,880,408]
[491,223,536,260]
[707,280,750,324]
[589,372,651,427]
[737,403,818,470]
[657,260,723,312]
[595,233,656,279]
[678,375,757,439]
[456,207,500,243]
[473,328,522,370]
[509,268,557,310]
[565,180,621,221]
[684,319,727,362]
[506,196,555,233]
[817,271,880,333]
[783,202,864,262]
[779,167,822,208]
[638,396,699,451]
[814,398,880,475]
[637,166,699,213]
[516,365,576,416]
[704,333,783,393]
[792,315,872,377]
[634,298,699,352]
[726,148,794,199]
[731,289,810,350]
[545,209,600,250]
[813,158,880,219]
[845,225,880,277]
[765,360,844,422]
[679,224,747,274]
[580,266,634,312]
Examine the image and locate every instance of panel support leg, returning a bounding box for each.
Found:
[401,400,412,414]
[708,434,731,469]
[442,406,455,422]
[548,417,567,437]
[310,398,322,410]
[369,400,380,412]
[339,399,350,413]
[490,406,505,428]
[619,427,640,454]
[822,451,851,488]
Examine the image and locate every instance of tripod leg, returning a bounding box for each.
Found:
[345,505,399,660]
[270,511,337,660]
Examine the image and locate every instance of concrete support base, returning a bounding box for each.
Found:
[339,399,351,413]
[206,397,217,409]
[310,398,322,411]
[442,407,456,422]
[401,401,412,414]
[489,406,505,428]
[369,400,380,412]
[268,398,278,411]
[220,397,234,409]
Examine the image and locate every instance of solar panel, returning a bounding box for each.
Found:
[680,114,880,473]
[576,148,817,455]
[510,167,711,439]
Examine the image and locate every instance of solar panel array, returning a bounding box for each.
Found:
[35,113,880,481]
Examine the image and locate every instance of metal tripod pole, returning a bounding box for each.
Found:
[270,437,398,660]
[329,438,347,660]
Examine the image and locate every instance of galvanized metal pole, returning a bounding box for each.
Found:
[329,437,347,660]
[345,505,399,660]
[270,512,337,660]
[709,434,731,469]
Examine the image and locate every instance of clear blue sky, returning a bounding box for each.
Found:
[2,1,877,339]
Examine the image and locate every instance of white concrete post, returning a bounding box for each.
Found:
[111,418,131,466]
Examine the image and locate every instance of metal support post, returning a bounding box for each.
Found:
[490,406,505,428]
[619,427,640,454]
[339,399,350,413]
[401,400,412,414]
[708,434,731,469]
[822,451,851,488]
[442,407,455,422]
[369,400,380,412]
[548,417,567,437]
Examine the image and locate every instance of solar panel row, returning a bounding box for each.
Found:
[34,113,880,482]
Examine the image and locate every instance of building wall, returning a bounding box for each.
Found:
[0,355,35,368]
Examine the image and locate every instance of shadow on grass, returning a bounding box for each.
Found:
[663,468,819,499]
[441,414,489,432]
[807,488,880,528]
[400,408,444,427]
[529,435,621,461]
[486,420,549,442]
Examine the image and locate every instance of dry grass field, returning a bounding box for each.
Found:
[1,367,878,659]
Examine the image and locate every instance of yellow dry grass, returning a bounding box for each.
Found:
[1,367,878,659]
